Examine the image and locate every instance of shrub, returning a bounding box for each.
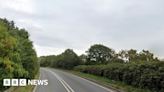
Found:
[73,61,164,91]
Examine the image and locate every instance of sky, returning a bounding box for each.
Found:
[0,0,164,59]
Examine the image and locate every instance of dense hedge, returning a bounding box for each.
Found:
[73,61,164,92]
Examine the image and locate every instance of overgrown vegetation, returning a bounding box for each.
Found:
[0,18,40,91]
[39,38,163,92]
[73,61,164,92]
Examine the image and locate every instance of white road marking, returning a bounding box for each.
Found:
[55,74,75,92]
[53,73,71,92]
[42,68,74,92]
[56,70,114,92]
[72,75,114,92]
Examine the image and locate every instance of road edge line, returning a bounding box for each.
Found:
[49,68,125,92]
[42,69,72,92]
[68,72,124,92]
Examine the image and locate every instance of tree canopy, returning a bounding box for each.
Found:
[40,49,83,70]
[86,44,117,64]
[0,18,39,90]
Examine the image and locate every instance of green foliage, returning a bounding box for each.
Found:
[138,50,154,61]
[0,18,15,31]
[74,61,164,92]
[39,55,56,67]
[79,54,87,62]
[40,49,83,70]
[0,18,39,90]
[86,44,117,64]
[109,59,124,63]
[118,49,158,62]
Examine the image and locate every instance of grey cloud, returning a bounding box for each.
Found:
[0,0,164,58]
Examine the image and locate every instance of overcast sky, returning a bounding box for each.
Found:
[0,0,164,59]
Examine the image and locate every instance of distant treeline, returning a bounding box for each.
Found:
[39,44,161,68]
[39,44,164,92]
[0,18,39,91]
[39,49,83,69]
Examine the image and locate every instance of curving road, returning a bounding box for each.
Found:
[34,68,116,92]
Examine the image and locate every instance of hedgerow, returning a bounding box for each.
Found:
[73,61,164,92]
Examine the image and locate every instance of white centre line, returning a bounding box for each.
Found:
[66,72,114,92]
[42,68,75,92]
[55,74,75,92]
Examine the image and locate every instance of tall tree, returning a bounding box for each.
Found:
[138,50,154,61]
[86,44,116,64]
[118,50,128,59]
[0,18,15,31]
[62,49,82,69]
[79,54,87,62]
[0,18,39,79]
[0,21,28,90]
[50,49,82,69]
[127,49,138,62]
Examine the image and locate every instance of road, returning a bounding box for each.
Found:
[35,68,116,92]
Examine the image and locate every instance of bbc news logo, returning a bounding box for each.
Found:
[3,79,48,86]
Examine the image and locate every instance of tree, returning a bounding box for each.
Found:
[39,55,56,67]
[118,50,128,59]
[0,21,29,90]
[45,49,82,69]
[0,18,16,31]
[127,49,138,62]
[118,49,158,62]
[20,39,39,78]
[79,54,87,62]
[86,44,116,64]
[0,18,39,80]
[154,57,160,62]
[61,49,82,69]
[138,50,154,62]
[18,29,29,39]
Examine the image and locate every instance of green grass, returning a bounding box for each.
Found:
[47,67,153,92]
[12,71,40,92]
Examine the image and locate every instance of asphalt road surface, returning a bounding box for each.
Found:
[35,68,116,92]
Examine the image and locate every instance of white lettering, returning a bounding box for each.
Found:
[37,80,44,85]
[33,80,37,85]
[28,80,33,85]
[28,79,48,85]
[44,79,48,85]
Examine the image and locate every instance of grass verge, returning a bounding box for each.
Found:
[12,71,40,92]
[47,67,153,92]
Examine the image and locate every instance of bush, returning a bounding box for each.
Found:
[73,61,164,91]
[109,59,124,63]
